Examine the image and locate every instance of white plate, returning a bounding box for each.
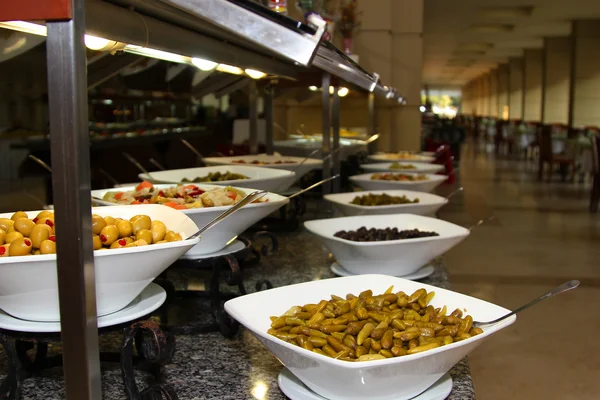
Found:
[180,239,246,260]
[349,173,447,193]
[362,162,445,174]
[278,368,452,400]
[369,153,436,163]
[91,184,289,256]
[203,154,322,181]
[324,190,448,217]
[225,274,515,400]
[0,283,166,332]
[139,165,296,193]
[274,139,367,161]
[0,205,198,322]
[331,263,435,280]
[305,214,469,276]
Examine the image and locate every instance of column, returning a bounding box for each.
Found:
[497,64,510,119]
[489,69,499,117]
[542,37,571,124]
[523,49,543,122]
[482,74,491,116]
[508,57,524,119]
[572,20,600,127]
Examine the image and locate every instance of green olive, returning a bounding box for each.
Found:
[30,224,51,248]
[11,211,28,221]
[14,218,36,237]
[0,229,5,246]
[151,223,166,243]
[9,237,33,256]
[133,239,148,246]
[117,220,133,238]
[5,231,24,244]
[33,250,41,255]
[99,225,119,246]
[151,220,166,229]
[131,215,151,234]
[91,214,107,235]
[0,218,14,232]
[35,211,53,221]
[39,239,57,254]
[136,229,153,244]
[165,231,182,242]
[104,216,117,226]
[0,244,9,257]
[92,235,102,250]
[36,217,55,234]
[110,238,129,249]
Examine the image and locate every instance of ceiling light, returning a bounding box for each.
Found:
[216,64,244,75]
[337,87,349,97]
[191,57,217,71]
[329,86,335,95]
[124,45,189,64]
[308,86,318,91]
[245,69,267,79]
[0,21,47,36]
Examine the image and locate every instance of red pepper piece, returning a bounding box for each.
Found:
[100,234,107,243]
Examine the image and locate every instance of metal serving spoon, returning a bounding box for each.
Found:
[288,174,340,199]
[122,152,155,181]
[472,280,580,328]
[180,139,206,166]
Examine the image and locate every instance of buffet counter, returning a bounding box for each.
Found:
[4,204,476,400]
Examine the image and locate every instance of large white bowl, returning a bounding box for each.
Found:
[324,190,448,217]
[304,214,469,275]
[362,162,445,174]
[350,173,447,193]
[203,154,322,181]
[139,165,296,193]
[225,274,516,400]
[0,205,199,321]
[274,139,367,160]
[369,153,436,163]
[91,184,289,255]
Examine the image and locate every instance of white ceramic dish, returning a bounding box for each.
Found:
[274,139,366,161]
[0,205,199,321]
[349,173,447,193]
[330,262,435,280]
[278,368,452,400]
[369,153,436,163]
[203,154,322,181]
[304,214,469,275]
[362,162,445,174]
[225,274,516,400]
[91,184,289,255]
[139,165,296,193]
[324,190,448,217]
[180,239,246,260]
[0,283,166,332]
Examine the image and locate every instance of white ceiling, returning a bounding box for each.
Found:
[423,0,600,87]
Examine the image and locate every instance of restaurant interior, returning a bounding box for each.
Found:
[0,0,598,399]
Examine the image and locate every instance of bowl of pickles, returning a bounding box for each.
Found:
[362,162,445,174]
[324,190,448,217]
[349,172,447,193]
[225,274,515,400]
[0,205,199,321]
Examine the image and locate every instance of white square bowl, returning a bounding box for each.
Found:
[304,214,469,275]
[139,165,296,193]
[91,184,289,255]
[0,205,199,321]
[324,190,448,217]
[350,173,447,193]
[368,153,436,163]
[225,274,516,400]
[203,154,322,181]
[361,162,445,174]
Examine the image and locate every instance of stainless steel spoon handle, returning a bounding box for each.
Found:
[296,148,322,169]
[28,155,53,173]
[288,175,340,199]
[445,187,464,201]
[468,215,496,231]
[180,139,205,163]
[149,158,166,171]
[187,190,268,240]
[122,152,150,176]
[473,280,580,328]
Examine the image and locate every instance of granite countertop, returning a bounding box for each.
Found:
[2,205,476,400]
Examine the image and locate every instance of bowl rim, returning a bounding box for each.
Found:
[323,190,449,210]
[349,173,448,184]
[203,154,323,166]
[91,183,290,213]
[304,214,469,247]
[0,205,200,264]
[362,161,443,168]
[225,274,516,369]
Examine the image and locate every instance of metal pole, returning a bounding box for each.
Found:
[332,86,341,193]
[264,84,275,155]
[367,92,377,154]
[47,0,102,398]
[321,73,332,195]
[249,80,259,154]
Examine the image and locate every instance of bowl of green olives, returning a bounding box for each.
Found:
[0,205,199,322]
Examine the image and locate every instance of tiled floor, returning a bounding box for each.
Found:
[440,143,600,400]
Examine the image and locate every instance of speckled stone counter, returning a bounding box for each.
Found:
[0,209,477,400]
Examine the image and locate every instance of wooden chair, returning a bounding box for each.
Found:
[537,126,576,181]
[590,133,600,212]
